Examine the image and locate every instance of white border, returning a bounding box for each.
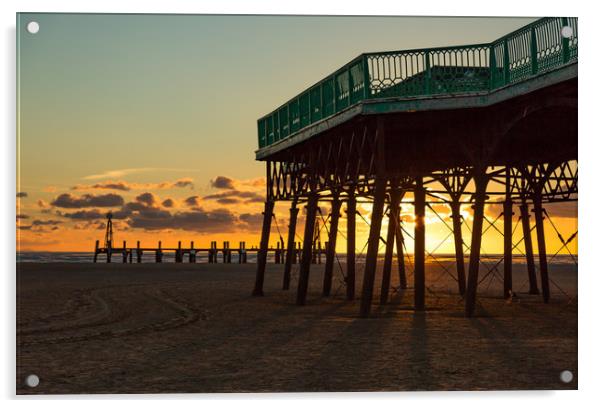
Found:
[3,1,600,406]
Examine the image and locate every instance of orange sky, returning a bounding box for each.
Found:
[16,14,577,256]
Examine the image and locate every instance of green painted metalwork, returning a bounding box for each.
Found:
[257,17,578,149]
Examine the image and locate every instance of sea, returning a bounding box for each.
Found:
[16,252,577,265]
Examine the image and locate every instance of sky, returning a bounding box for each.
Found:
[16,13,577,254]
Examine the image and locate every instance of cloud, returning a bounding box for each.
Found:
[83,168,195,181]
[72,178,195,191]
[136,192,157,207]
[172,178,194,189]
[51,193,125,208]
[162,198,175,208]
[203,190,264,204]
[73,181,131,191]
[17,214,29,220]
[184,196,202,207]
[18,219,63,233]
[32,219,62,226]
[211,176,235,189]
[544,201,577,219]
[16,192,28,198]
[239,213,264,230]
[128,208,239,233]
[37,199,49,208]
[216,198,240,205]
[59,209,106,220]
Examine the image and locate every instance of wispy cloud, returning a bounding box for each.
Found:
[72,178,194,191]
[83,168,196,181]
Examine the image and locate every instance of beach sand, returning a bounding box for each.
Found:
[16,260,577,394]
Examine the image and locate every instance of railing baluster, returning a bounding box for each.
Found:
[424,51,431,95]
[531,25,538,75]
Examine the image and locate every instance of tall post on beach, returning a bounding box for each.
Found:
[275,242,281,264]
[122,240,128,263]
[136,241,142,263]
[189,241,196,263]
[450,199,466,295]
[381,189,401,304]
[93,240,99,263]
[323,196,341,297]
[503,171,513,299]
[283,200,299,290]
[297,193,318,305]
[176,241,183,263]
[533,193,550,303]
[520,202,539,294]
[346,194,356,300]
[465,170,488,317]
[253,198,275,296]
[156,241,163,263]
[394,203,407,290]
[414,177,426,312]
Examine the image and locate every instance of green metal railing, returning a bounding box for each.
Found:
[257,17,577,149]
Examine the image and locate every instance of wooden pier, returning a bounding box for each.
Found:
[93,239,325,264]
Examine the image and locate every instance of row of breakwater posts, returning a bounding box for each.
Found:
[93,238,327,264]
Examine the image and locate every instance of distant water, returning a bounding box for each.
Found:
[17,252,577,265]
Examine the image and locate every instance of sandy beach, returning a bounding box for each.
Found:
[16,260,577,394]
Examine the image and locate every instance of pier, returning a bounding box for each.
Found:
[252,17,578,317]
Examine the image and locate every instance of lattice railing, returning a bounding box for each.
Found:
[258,17,577,149]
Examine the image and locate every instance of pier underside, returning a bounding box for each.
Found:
[253,75,577,318]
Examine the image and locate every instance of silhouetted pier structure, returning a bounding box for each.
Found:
[252,17,578,317]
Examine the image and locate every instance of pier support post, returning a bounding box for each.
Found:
[283,200,299,290]
[414,178,426,311]
[520,202,539,294]
[297,194,319,305]
[533,194,550,303]
[176,241,183,263]
[450,200,466,296]
[253,200,275,296]
[465,171,488,317]
[323,197,342,297]
[503,185,513,299]
[122,241,127,263]
[380,189,401,304]
[359,176,387,317]
[346,195,356,300]
[395,218,406,290]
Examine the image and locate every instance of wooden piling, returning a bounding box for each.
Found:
[122,241,127,263]
[283,201,299,290]
[156,241,163,263]
[380,189,400,304]
[253,200,275,296]
[465,172,488,317]
[394,218,406,290]
[450,200,466,296]
[323,197,342,297]
[414,178,426,311]
[93,240,99,263]
[533,194,550,303]
[136,241,142,263]
[297,194,318,306]
[346,195,356,300]
[503,181,513,299]
[359,176,387,317]
[520,202,539,294]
